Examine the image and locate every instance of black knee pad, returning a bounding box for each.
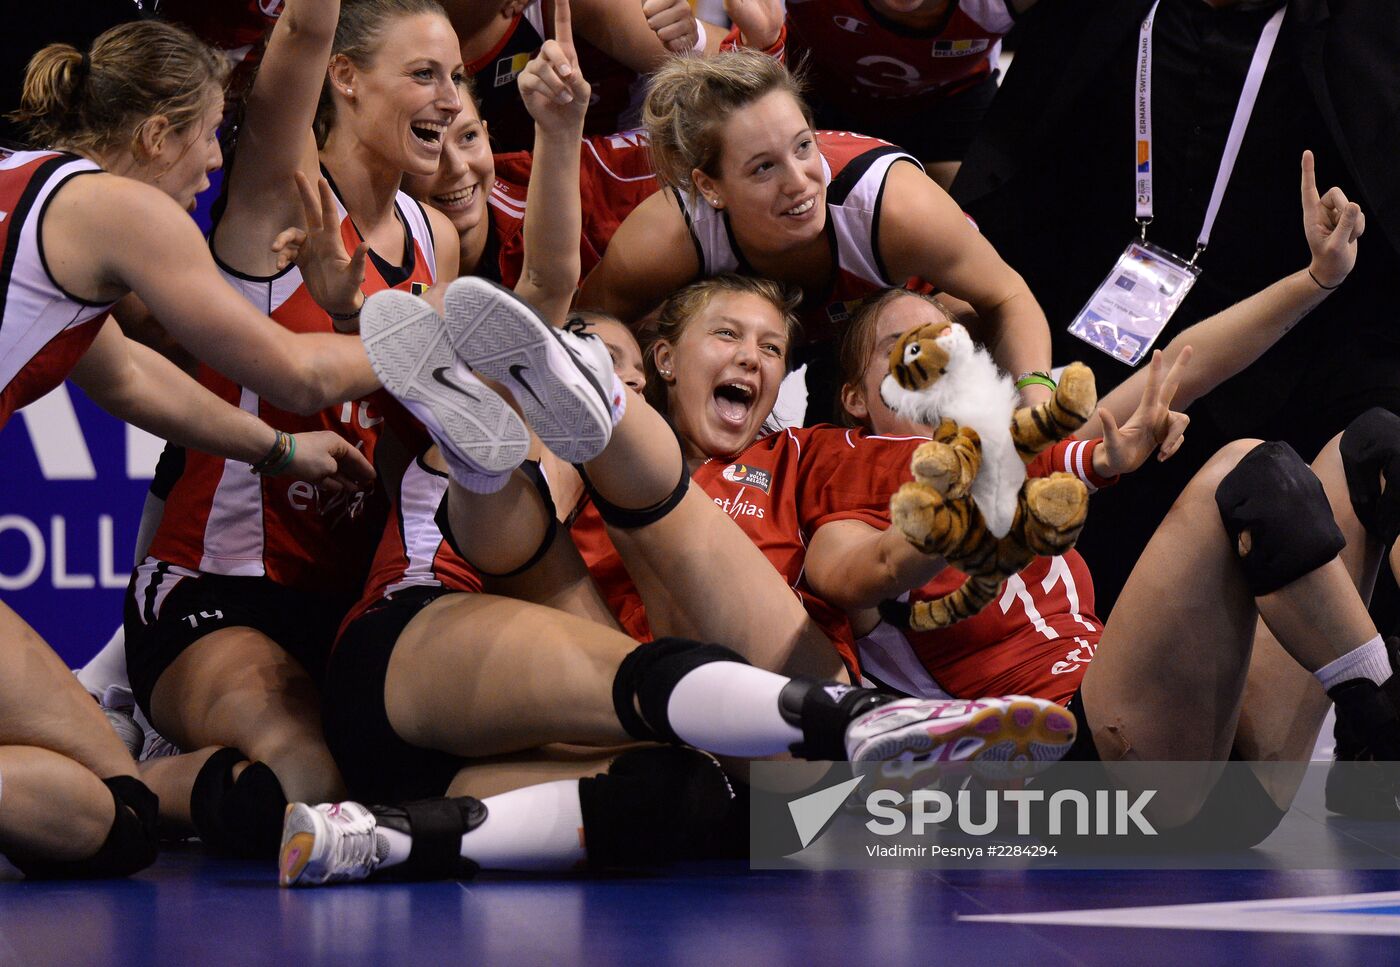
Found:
[12,776,159,880]
[1341,407,1400,546]
[377,797,487,880]
[1215,441,1345,596]
[578,456,689,529]
[577,746,735,868]
[611,638,748,744]
[438,461,560,578]
[190,748,287,858]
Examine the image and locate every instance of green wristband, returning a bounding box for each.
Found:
[1015,371,1057,392]
[266,434,297,476]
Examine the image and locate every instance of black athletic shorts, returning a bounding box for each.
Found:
[321,587,467,804]
[811,74,1000,164]
[123,561,355,720]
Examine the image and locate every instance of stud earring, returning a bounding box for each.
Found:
[660,369,673,379]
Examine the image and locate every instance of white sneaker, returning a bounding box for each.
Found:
[102,707,144,759]
[361,289,530,478]
[845,695,1077,775]
[279,801,383,887]
[443,277,618,464]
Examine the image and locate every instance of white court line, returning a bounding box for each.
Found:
[960,890,1400,936]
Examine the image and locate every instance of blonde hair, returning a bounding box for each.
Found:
[643,274,802,413]
[642,49,810,192]
[315,0,452,148]
[11,20,227,155]
[836,288,954,427]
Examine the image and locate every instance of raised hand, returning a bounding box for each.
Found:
[280,171,369,327]
[1301,149,1365,289]
[520,0,591,133]
[643,0,702,55]
[724,0,784,50]
[283,430,376,494]
[1096,348,1191,476]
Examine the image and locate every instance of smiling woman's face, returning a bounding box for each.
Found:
[655,290,791,460]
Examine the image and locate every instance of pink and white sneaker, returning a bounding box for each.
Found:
[844,695,1077,774]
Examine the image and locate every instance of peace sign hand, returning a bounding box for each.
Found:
[1096,348,1192,477]
[520,0,591,134]
[1301,149,1365,289]
[274,171,369,326]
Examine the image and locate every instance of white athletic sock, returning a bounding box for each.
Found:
[1316,634,1393,691]
[74,627,131,700]
[372,781,586,873]
[458,781,586,871]
[666,662,803,757]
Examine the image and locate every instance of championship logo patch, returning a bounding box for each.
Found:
[495,52,531,88]
[931,38,989,57]
[411,282,430,296]
[721,463,772,493]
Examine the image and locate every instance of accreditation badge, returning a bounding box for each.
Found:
[1067,240,1200,367]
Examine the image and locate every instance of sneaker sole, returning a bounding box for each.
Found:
[852,696,1076,778]
[361,290,529,474]
[278,803,319,888]
[443,277,612,464]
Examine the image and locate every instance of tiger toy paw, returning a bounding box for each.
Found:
[911,430,980,499]
[1020,472,1089,556]
[890,481,948,555]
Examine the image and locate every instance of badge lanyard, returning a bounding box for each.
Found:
[1135,0,1287,262]
[1069,1,1287,366]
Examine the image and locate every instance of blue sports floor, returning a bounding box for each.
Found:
[3,850,1400,965]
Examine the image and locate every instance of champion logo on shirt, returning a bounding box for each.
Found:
[721,463,772,493]
[259,0,285,15]
[833,15,867,33]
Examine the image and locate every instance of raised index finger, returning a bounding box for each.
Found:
[1300,149,1321,213]
[553,0,575,59]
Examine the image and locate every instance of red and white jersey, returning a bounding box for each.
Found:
[787,0,1011,114]
[675,131,923,341]
[0,152,111,430]
[147,186,437,593]
[486,130,659,289]
[571,425,927,672]
[339,450,482,635]
[854,438,1115,706]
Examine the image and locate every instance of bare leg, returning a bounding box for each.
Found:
[0,746,113,861]
[1086,439,1380,821]
[0,603,136,781]
[383,594,636,758]
[582,396,840,678]
[149,628,344,803]
[139,746,227,833]
[1236,433,1383,805]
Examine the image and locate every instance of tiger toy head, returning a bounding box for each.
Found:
[879,320,1018,444]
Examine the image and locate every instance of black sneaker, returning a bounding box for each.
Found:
[1325,637,1400,818]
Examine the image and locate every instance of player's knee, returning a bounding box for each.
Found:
[190,747,288,858]
[1340,407,1400,545]
[611,637,748,743]
[1215,441,1345,596]
[11,776,159,880]
[579,460,690,528]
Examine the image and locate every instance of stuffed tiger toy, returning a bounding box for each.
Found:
[878,320,1097,631]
